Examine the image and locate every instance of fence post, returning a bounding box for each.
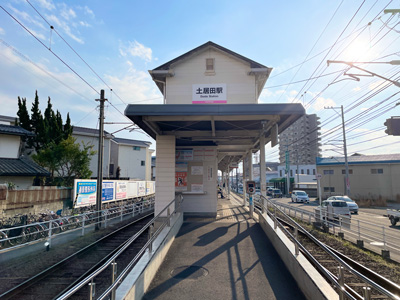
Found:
[88,280,95,300]
[274,206,277,229]
[81,214,86,236]
[362,287,371,300]
[104,212,108,228]
[132,203,136,217]
[48,221,52,248]
[111,261,117,300]
[120,206,123,222]
[338,266,344,300]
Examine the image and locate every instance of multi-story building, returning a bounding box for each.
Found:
[279,114,321,165]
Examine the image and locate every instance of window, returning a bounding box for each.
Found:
[133,146,141,151]
[109,164,114,175]
[280,170,282,177]
[301,169,304,174]
[313,169,316,175]
[323,170,334,175]
[290,170,293,177]
[342,169,353,174]
[324,187,335,192]
[307,169,310,175]
[206,58,214,71]
[141,160,145,166]
[371,168,383,174]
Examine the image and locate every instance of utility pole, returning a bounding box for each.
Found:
[285,145,290,196]
[325,105,350,196]
[95,90,106,230]
[341,105,350,196]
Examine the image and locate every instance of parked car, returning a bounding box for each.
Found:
[327,196,358,214]
[315,200,351,220]
[267,187,274,196]
[291,190,309,203]
[272,188,282,198]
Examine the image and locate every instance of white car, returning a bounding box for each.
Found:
[316,200,351,220]
[291,190,310,203]
[327,196,358,214]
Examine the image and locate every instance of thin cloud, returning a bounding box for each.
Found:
[0,28,5,35]
[119,40,153,62]
[46,14,84,44]
[35,0,55,11]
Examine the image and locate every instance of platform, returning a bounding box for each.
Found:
[143,195,306,299]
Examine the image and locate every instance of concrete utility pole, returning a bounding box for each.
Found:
[95,90,106,230]
[325,105,350,196]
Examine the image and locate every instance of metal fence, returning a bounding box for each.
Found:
[256,195,400,300]
[0,198,155,251]
[257,197,400,260]
[56,194,183,300]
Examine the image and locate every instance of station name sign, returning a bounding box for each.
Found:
[192,83,227,104]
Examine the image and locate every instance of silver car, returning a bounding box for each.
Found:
[327,196,358,214]
[291,190,309,203]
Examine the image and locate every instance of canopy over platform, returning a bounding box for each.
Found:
[125,103,305,171]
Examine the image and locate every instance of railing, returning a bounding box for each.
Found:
[0,198,155,251]
[56,193,183,300]
[256,195,400,300]
[268,199,400,259]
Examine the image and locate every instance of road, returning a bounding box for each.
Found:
[270,196,400,262]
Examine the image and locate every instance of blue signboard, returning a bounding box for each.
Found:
[102,181,114,202]
[76,181,97,206]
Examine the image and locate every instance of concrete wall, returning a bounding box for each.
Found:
[165,48,256,104]
[0,186,71,217]
[155,135,175,216]
[145,149,154,181]
[0,176,34,190]
[317,163,400,201]
[118,144,147,180]
[0,134,20,158]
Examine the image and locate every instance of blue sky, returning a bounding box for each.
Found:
[1,0,399,161]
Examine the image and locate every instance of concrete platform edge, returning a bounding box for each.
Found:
[116,212,184,300]
[256,210,339,300]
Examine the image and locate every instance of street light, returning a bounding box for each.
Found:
[327,60,400,88]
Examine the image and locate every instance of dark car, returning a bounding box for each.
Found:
[272,188,282,198]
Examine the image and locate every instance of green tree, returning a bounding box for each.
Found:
[64,113,73,139]
[32,136,95,187]
[16,97,31,131]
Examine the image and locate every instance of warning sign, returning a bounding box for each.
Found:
[175,172,187,191]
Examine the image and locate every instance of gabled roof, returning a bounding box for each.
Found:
[149,41,272,97]
[73,126,113,139]
[0,124,34,136]
[0,157,50,176]
[154,41,269,71]
[316,154,400,165]
[112,137,151,147]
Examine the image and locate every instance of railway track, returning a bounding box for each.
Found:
[0,212,154,300]
[253,201,400,299]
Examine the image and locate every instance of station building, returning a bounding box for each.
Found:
[125,41,305,216]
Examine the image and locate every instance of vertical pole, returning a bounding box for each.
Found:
[248,151,254,213]
[111,261,117,300]
[285,145,290,196]
[341,105,350,196]
[338,266,345,300]
[260,134,267,198]
[95,90,106,231]
[236,167,238,193]
[88,281,95,300]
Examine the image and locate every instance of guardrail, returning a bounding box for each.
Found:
[55,193,183,300]
[256,195,400,300]
[0,197,155,251]
[266,198,400,260]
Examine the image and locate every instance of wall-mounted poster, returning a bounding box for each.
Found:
[191,184,203,193]
[175,172,188,191]
[116,182,127,199]
[76,181,96,206]
[102,181,114,202]
[176,161,188,172]
[176,149,193,161]
[191,165,203,176]
[207,166,213,181]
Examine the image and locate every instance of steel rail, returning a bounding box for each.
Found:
[55,194,183,300]
[0,210,153,300]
